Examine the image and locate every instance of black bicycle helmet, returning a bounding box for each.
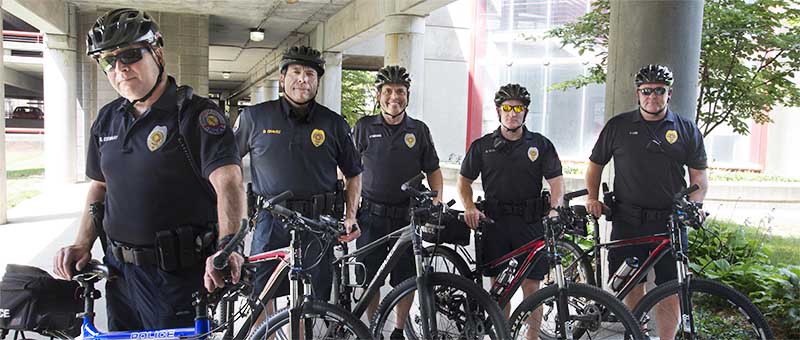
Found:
[494,83,531,107]
[280,46,325,77]
[86,8,162,55]
[635,64,674,86]
[375,65,411,90]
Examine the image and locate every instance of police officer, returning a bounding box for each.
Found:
[234,46,362,304]
[352,65,443,340]
[585,64,708,340]
[53,8,245,330]
[458,83,564,336]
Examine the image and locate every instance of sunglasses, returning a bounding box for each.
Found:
[638,87,668,96]
[95,47,150,72]
[646,139,666,154]
[500,104,526,113]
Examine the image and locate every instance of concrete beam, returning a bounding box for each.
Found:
[227,0,456,101]
[3,0,68,34]
[3,67,42,94]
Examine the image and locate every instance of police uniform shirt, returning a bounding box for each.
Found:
[86,77,240,246]
[235,97,362,198]
[460,127,563,202]
[589,109,707,209]
[352,114,440,204]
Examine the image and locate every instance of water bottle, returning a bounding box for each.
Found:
[608,257,639,292]
[490,258,519,296]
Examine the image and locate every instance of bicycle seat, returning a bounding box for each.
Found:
[72,260,117,283]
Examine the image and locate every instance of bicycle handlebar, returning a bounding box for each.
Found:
[262,190,348,239]
[400,173,438,200]
[213,219,249,271]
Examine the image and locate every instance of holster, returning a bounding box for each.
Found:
[153,225,216,272]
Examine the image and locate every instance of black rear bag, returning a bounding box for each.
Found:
[0,264,83,338]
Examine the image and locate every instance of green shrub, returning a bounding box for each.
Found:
[689,219,800,338]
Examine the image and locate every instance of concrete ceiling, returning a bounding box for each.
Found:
[67,0,352,93]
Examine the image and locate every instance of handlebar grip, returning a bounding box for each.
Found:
[400,173,426,196]
[674,184,700,201]
[268,203,298,219]
[213,218,249,271]
[267,191,293,206]
[564,189,589,201]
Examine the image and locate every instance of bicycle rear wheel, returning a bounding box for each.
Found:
[371,272,510,340]
[247,300,371,340]
[632,278,774,340]
[510,282,645,340]
[425,245,473,278]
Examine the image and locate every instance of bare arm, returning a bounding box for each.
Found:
[340,174,362,242]
[426,169,444,204]
[457,175,484,229]
[687,168,708,203]
[205,164,246,292]
[546,175,565,216]
[54,180,106,279]
[585,161,607,218]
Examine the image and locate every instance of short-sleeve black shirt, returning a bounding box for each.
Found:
[460,127,563,201]
[234,97,362,198]
[86,77,241,246]
[589,109,708,209]
[352,114,440,204]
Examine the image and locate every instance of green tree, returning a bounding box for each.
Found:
[548,0,800,137]
[341,70,377,126]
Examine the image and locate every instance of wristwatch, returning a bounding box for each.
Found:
[691,201,704,209]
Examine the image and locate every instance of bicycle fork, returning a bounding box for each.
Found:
[671,219,696,339]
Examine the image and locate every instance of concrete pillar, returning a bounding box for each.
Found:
[605,0,704,121]
[265,80,279,101]
[601,0,704,282]
[43,10,79,185]
[250,84,267,105]
[384,14,425,119]
[318,52,342,114]
[1,1,7,224]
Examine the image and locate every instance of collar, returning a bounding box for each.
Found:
[114,76,177,114]
[493,126,532,141]
[280,96,317,123]
[372,113,416,129]
[631,108,676,124]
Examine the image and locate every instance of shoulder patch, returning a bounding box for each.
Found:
[199,109,226,135]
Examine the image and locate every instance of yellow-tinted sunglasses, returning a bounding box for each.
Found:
[501,104,526,113]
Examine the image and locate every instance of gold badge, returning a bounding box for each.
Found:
[404,133,416,148]
[311,129,325,147]
[147,125,168,152]
[665,130,678,144]
[527,147,539,162]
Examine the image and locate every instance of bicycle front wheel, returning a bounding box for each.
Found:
[632,278,774,340]
[247,300,371,340]
[371,272,509,340]
[425,244,473,278]
[510,282,645,340]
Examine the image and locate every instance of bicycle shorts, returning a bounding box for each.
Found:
[480,214,547,280]
[608,215,689,286]
[355,209,415,287]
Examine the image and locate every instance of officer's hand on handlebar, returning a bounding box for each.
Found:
[204,251,245,292]
[54,244,93,280]
[339,217,361,242]
[463,207,486,230]
[586,198,608,219]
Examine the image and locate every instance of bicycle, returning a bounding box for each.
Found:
[333,174,509,340]
[558,184,774,340]
[424,190,596,308]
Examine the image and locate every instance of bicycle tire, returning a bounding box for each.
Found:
[247,300,371,340]
[631,278,774,340]
[371,272,510,340]
[510,282,645,340]
[425,245,473,278]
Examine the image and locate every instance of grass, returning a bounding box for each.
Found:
[709,218,800,266]
[5,144,44,208]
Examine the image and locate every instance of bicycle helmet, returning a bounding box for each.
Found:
[280,46,325,77]
[634,64,674,86]
[493,83,531,107]
[375,65,411,90]
[86,8,162,56]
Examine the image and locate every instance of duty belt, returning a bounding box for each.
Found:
[265,192,338,219]
[109,240,158,267]
[485,197,547,223]
[360,199,409,220]
[614,201,671,224]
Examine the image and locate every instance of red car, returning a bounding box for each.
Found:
[11,106,44,120]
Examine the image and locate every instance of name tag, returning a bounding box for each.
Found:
[369,134,382,139]
[100,135,118,143]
